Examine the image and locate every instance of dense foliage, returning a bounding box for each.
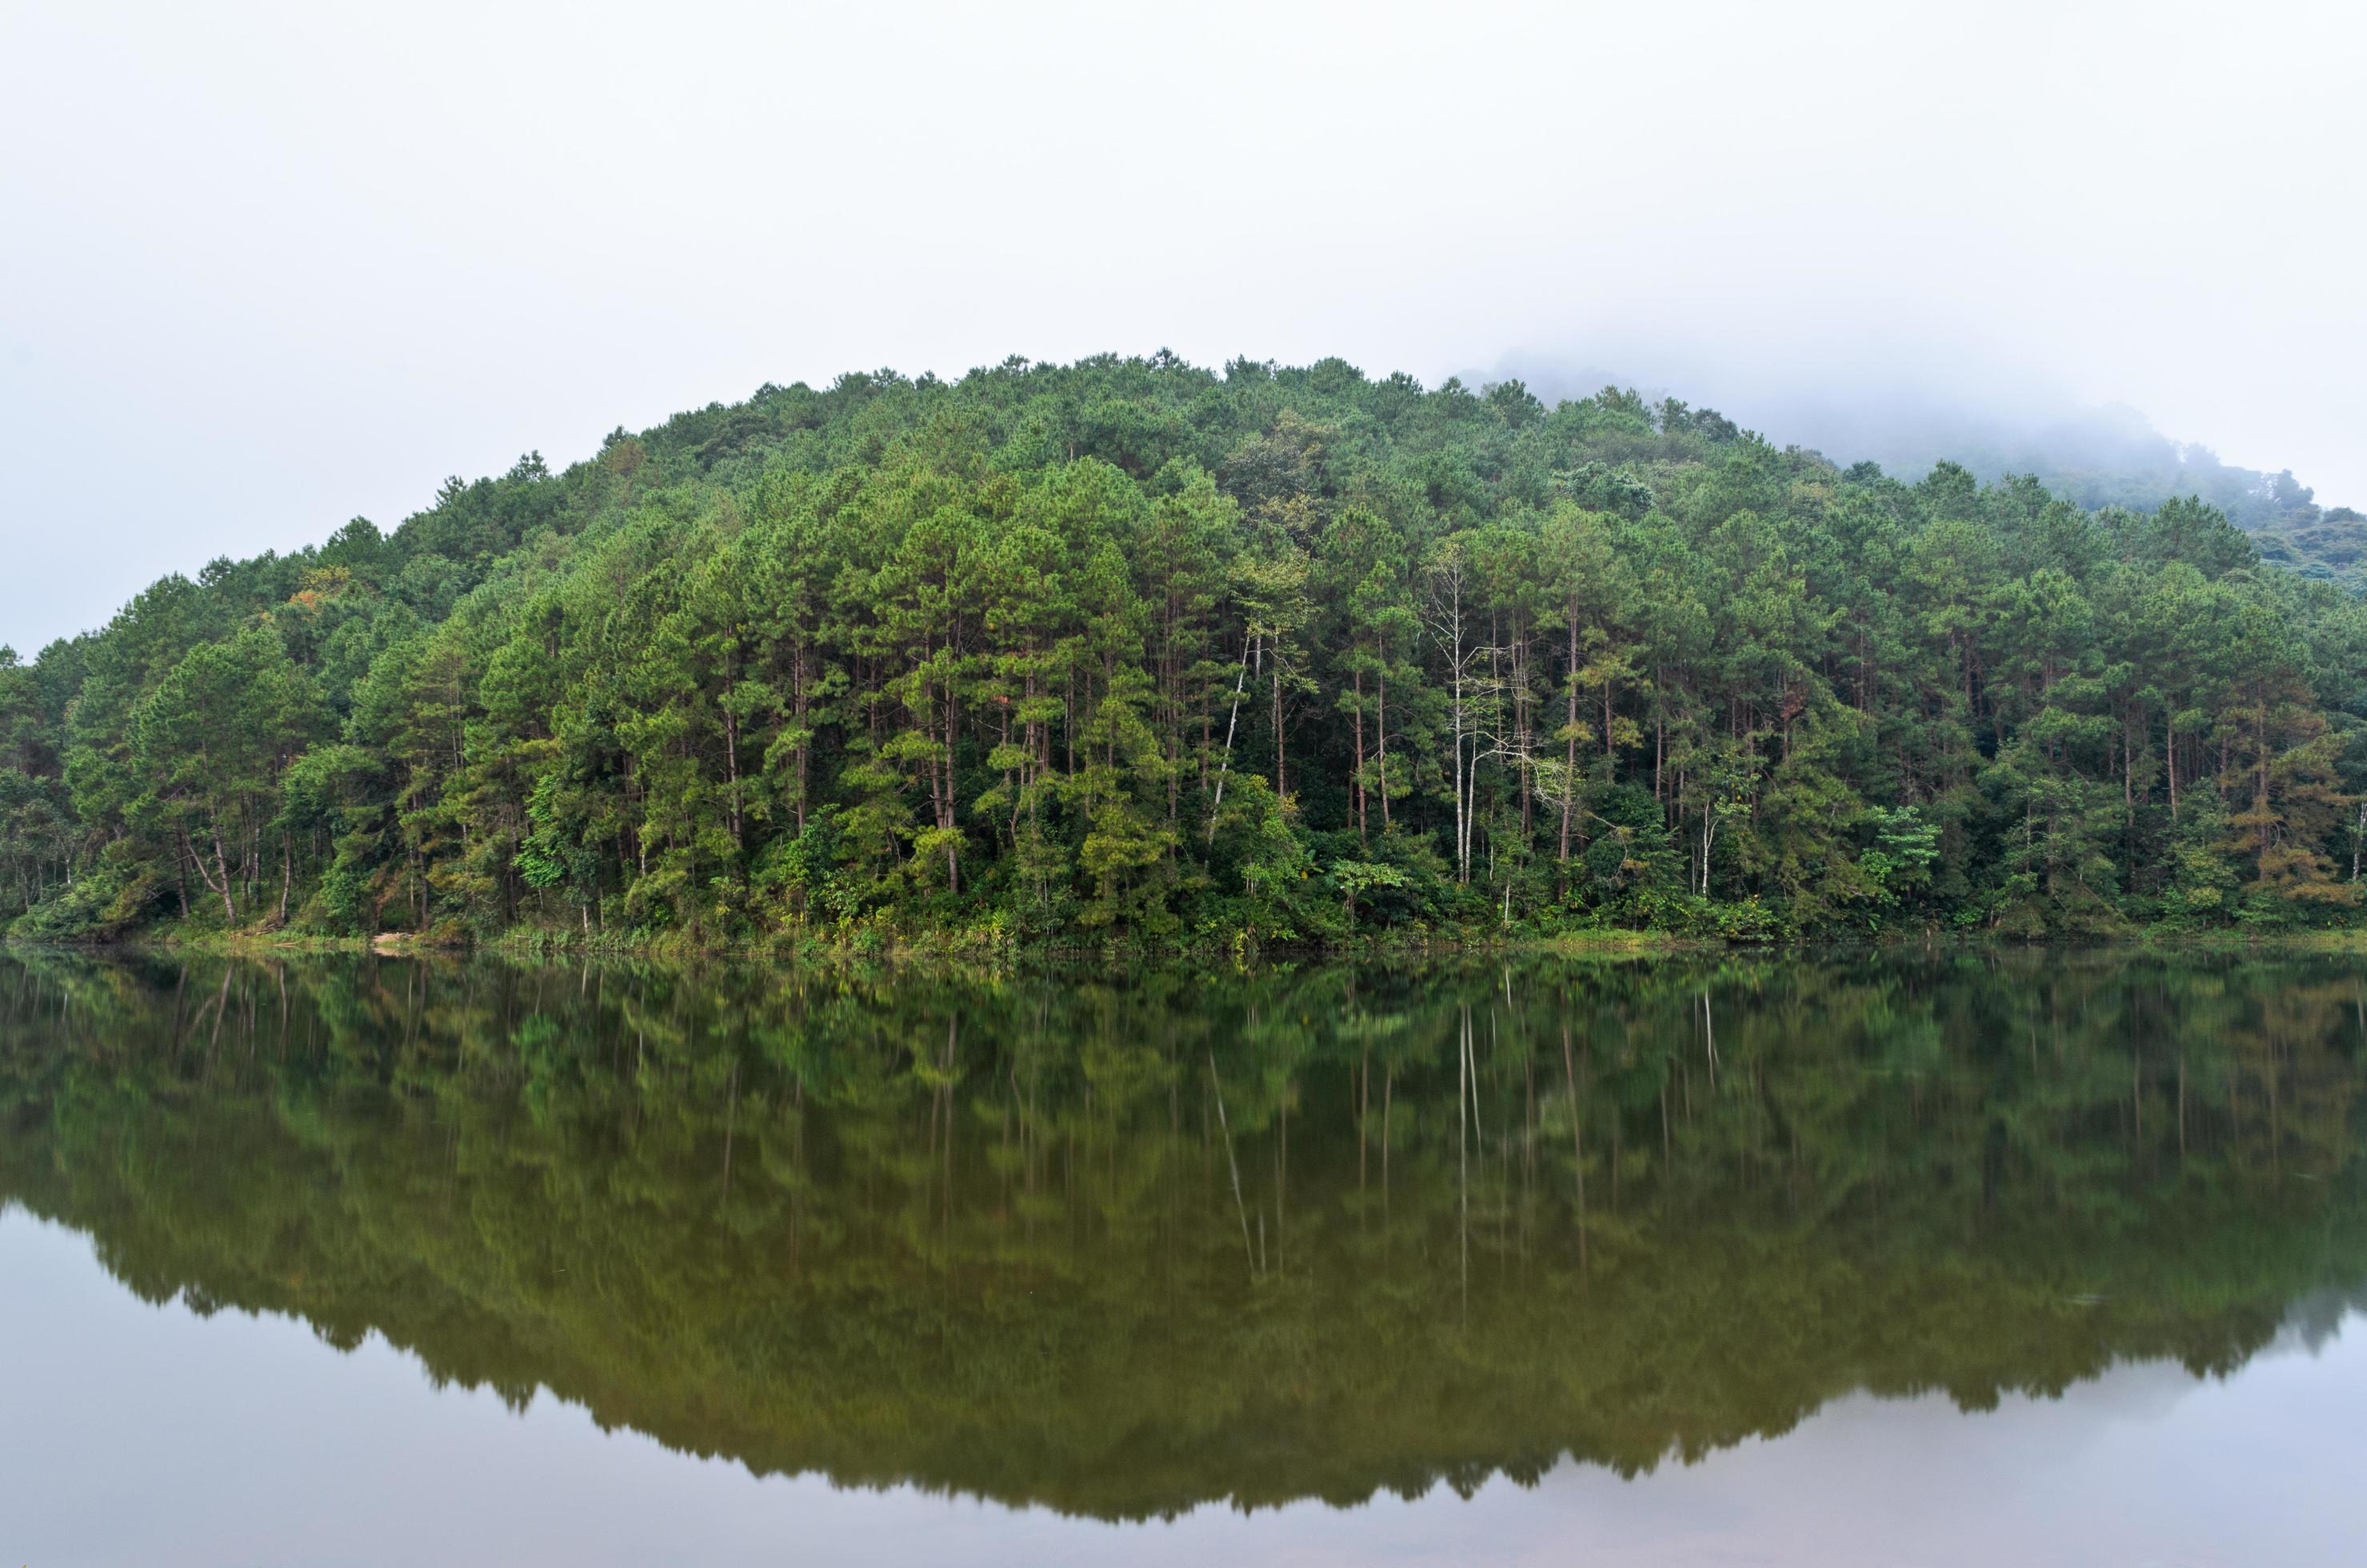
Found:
[8,354,2367,948]
[4,950,2363,1515]
[1960,443,2367,590]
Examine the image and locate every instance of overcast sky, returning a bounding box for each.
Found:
[5,0,2363,653]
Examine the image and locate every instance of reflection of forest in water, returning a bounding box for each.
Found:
[3,949,2365,1519]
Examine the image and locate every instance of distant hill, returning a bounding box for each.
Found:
[1476,356,2367,589]
[1828,410,2365,590]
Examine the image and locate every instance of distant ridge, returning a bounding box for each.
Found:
[1471,354,2365,587]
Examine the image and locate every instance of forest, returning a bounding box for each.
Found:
[6,352,2367,950]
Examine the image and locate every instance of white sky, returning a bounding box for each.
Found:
[5,0,2364,653]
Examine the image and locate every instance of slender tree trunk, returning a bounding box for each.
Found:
[1654,700,1665,809]
[793,647,810,834]
[212,825,237,923]
[1164,615,1183,825]
[1206,630,1254,842]
[724,705,743,848]
[1700,806,1711,898]
[1516,629,1532,838]
[1449,650,1468,882]
[1561,614,1578,867]
[932,677,951,895]
[1353,666,1367,846]
[1271,641,1285,800]
[1602,678,1617,775]
[2255,702,2273,878]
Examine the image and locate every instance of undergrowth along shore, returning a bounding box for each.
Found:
[12,918,1701,965]
[18,917,2367,972]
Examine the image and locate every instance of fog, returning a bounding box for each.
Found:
[5,0,2363,651]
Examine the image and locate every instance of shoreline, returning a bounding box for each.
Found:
[14,921,2367,969]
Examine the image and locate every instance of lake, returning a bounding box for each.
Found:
[3,948,2365,1566]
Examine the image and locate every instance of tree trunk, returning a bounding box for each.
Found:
[1353,666,1367,846]
[1206,630,1253,842]
[793,647,810,834]
[1561,613,1578,867]
[2256,701,2273,878]
[1272,642,1285,800]
[211,826,237,923]
[724,705,743,849]
[1515,629,1532,838]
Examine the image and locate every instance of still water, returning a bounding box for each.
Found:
[3,948,2365,1566]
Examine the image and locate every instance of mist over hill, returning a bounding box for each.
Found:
[1475,353,2367,588]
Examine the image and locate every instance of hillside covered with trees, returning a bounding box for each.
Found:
[6,353,2367,950]
[1841,411,2367,588]
[1481,355,2367,589]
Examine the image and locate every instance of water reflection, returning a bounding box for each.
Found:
[2,949,2364,1523]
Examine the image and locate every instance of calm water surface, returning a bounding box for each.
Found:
[3,949,2365,1565]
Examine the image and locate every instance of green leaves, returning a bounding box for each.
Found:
[11,353,2367,947]
[1861,806,1939,905]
